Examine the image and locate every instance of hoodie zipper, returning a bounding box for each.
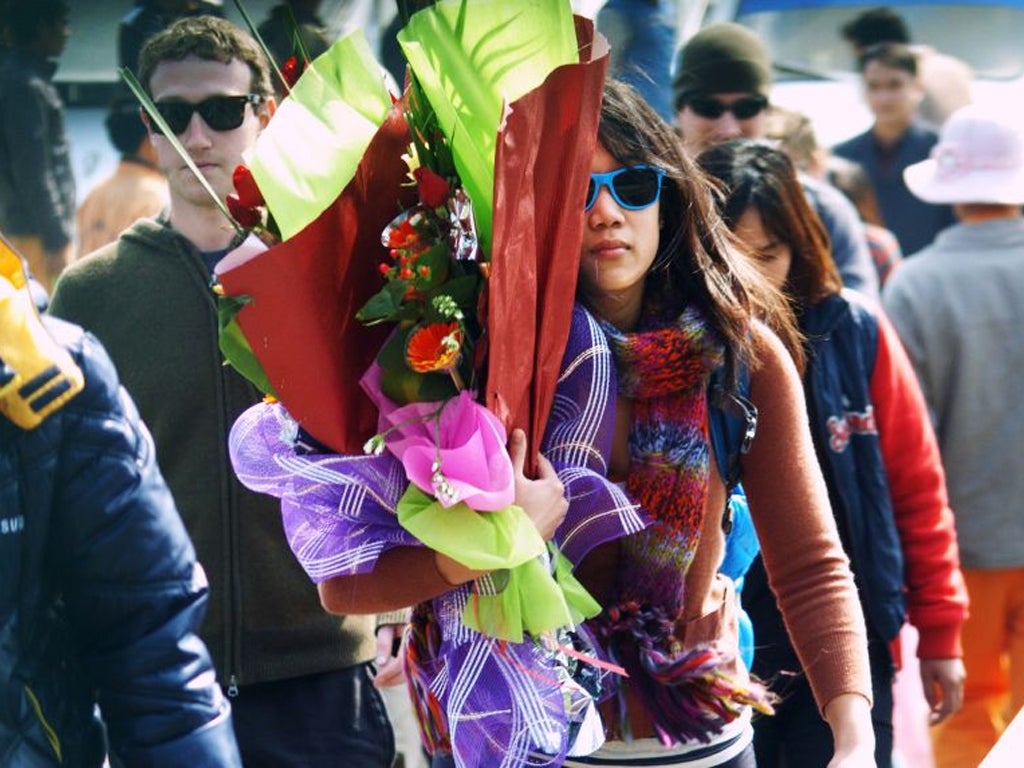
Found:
[215,282,244,698]
[189,242,245,697]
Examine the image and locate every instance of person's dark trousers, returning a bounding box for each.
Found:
[744,555,895,768]
[750,641,894,768]
[227,663,396,767]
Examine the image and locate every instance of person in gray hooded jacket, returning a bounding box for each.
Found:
[885,105,1024,768]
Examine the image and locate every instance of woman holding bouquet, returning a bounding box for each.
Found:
[562,80,877,767]
[223,4,640,766]
[229,308,642,768]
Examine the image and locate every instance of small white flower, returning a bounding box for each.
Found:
[431,294,464,320]
[363,434,387,456]
[431,459,460,505]
[274,408,299,445]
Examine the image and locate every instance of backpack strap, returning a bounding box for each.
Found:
[708,363,757,533]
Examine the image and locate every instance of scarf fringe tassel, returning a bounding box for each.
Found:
[598,601,777,746]
[403,605,451,756]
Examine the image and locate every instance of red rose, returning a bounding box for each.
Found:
[227,193,262,228]
[282,55,303,89]
[413,166,450,209]
[232,164,264,208]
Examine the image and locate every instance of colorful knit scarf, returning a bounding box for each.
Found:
[603,304,724,597]
[594,306,774,745]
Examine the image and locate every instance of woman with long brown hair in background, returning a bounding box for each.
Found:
[697,138,966,768]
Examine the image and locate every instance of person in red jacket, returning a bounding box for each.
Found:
[698,139,968,768]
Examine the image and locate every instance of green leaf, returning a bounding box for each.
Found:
[377,324,412,370]
[217,294,277,396]
[356,280,409,323]
[428,274,478,314]
[379,364,456,404]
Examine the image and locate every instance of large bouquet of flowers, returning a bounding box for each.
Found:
[213,2,639,766]
[218,0,607,633]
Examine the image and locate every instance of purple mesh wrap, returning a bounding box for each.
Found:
[227,305,645,767]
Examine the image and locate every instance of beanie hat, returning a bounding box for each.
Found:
[672,23,771,111]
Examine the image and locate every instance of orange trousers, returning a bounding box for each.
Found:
[932,567,1024,768]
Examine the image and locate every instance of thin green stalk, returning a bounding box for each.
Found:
[283,4,311,64]
[230,0,291,95]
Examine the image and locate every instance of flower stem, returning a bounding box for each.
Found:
[448,366,465,392]
[230,0,292,95]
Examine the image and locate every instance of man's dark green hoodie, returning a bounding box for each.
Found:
[49,216,375,689]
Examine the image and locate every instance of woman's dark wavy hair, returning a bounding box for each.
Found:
[696,139,843,316]
[593,80,804,380]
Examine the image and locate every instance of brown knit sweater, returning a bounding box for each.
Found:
[705,322,871,712]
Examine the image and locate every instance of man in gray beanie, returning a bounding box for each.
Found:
[673,22,772,156]
[675,23,879,299]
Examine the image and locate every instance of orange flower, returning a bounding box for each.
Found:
[406,322,463,373]
[387,218,420,249]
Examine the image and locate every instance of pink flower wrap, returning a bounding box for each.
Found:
[362,365,514,511]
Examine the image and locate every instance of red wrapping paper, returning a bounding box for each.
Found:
[218,107,416,454]
[487,18,609,465]
[218,18,609,462]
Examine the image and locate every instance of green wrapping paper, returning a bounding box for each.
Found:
[245,30,393,240]
[398,0,578,255]
[397,485,600,642]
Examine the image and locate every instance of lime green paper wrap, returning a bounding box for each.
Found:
[245,31,393,240]
[217,294,277,397]
[398,0,577,255]
[397,486,600,643]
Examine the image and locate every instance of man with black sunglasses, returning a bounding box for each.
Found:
[49,15,396,768]
[672,23,772,158]
[672,22,879,301]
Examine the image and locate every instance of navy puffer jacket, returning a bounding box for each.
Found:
[0,318,241,766]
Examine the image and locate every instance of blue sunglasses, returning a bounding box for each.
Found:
[586,165,667,212]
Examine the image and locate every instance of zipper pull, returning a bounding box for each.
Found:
[227,675,239,698]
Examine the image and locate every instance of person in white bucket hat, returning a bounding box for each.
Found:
[903,105,1024,206]
[884,103,1024,768]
